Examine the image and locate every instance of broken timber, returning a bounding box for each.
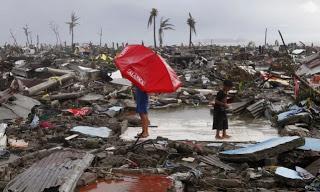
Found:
[4,150,94,192]
[49,91,86,100]
[219,136,305,162]
[26,72,75,96]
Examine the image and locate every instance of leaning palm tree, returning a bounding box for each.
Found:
[147,8,158,48]
[66,12,80,51]
[158,17,174,47]
[187,13,196,47]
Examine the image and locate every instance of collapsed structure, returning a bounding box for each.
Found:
[0,43,320,191]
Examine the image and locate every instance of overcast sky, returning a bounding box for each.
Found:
[1,0,320,46]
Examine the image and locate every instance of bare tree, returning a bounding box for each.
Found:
[50,21,62,46]
[36,34,39,48]
[22,24,30,46]
[29,31,33,45]
[9,29,18,46]
[66,12,80,51]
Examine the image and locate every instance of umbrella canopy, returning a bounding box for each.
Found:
[115,45,182,93]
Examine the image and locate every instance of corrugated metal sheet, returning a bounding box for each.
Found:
[4,150,94,192]
[199,155,235,171]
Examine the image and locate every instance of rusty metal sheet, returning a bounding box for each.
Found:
[4,150,94,192]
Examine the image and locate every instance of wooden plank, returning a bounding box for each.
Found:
[26,73,75,95]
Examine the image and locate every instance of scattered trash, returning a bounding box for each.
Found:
[67,107,93,117]
[30,115,40,128]
[71,126,111,138]
[181,157,195,162]
[39,121,55,129]
[1,37,320,191]
[65,134,79,141]
[8,139,29,148]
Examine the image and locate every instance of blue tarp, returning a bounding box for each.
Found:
[277,107,304,122]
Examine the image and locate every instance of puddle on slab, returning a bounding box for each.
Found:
[147,106,278,142]
[149,106,273,131]
[79,174,172,192]
[121,106,278,142]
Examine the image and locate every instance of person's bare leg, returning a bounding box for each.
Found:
[147,116,150,126]
[222,129,231,138]
[215,130,222,139]
[139,113,149,138]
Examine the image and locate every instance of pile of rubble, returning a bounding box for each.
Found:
[0,43,320,192]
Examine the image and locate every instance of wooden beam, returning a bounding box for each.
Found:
[26,73,75,95]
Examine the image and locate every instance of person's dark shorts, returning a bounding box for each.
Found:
[212,109,228,130]
[135,88,149,114]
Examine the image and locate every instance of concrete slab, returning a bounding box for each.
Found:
[219,136,305,162]
[0,107,18,121]
[0,94,40,120]
[120,107,278,142]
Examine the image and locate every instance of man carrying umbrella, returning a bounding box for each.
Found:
[115,45,182,139]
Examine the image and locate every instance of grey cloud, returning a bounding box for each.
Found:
[1,0,319,46]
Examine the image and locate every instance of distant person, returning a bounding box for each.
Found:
[133,86,150,138]
[212,80,233,139]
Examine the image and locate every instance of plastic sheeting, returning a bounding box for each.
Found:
[71,126,111,138]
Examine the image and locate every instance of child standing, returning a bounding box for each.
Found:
[212,80,233,139]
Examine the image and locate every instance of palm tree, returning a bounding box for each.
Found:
[147,8,158,48]
[66,12,80,51]
[158,17,174,47]
[187,13,196,47]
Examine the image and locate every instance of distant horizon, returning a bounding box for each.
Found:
[1,0,320,47]
[3,38,318,48]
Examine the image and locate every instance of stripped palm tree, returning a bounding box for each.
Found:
[158,17,174,47]
[147,8,158,48]
[187,13,196,47]
[66,12,80,51]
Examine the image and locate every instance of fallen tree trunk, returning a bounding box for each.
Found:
[26,73,75,95]
[49,91,86,100]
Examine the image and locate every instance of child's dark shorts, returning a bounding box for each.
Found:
[212,109,228,130]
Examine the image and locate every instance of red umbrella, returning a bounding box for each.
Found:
[115,45,182,93]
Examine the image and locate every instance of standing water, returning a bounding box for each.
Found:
[121,106,278,142]
[79,174,172,192]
